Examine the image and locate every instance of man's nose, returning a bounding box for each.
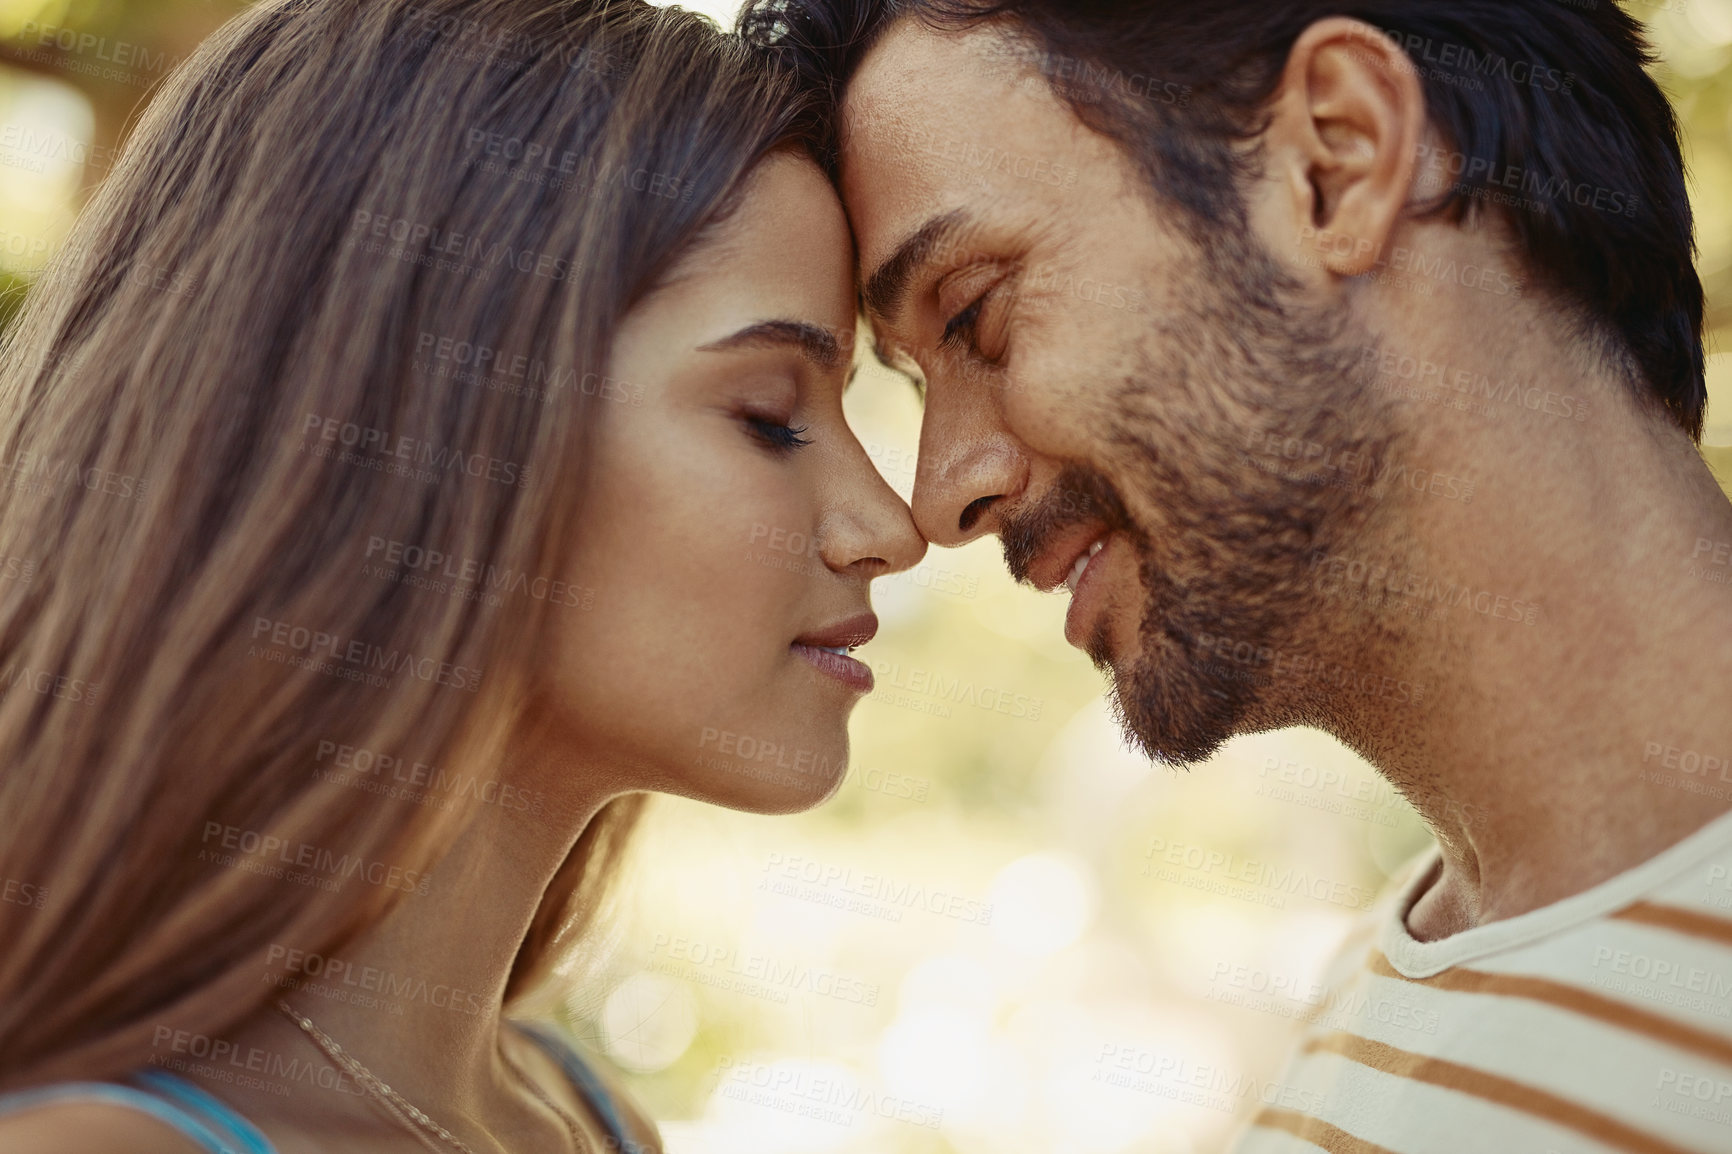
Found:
[910,387,1027,548]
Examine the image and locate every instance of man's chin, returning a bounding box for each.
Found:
[1102,650,1255,768]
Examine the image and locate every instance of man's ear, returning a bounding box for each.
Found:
[1264,18,1426,277]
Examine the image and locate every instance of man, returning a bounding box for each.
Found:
[742,2,1732,1151]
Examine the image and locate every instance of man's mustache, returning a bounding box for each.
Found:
[999,463,1136,586]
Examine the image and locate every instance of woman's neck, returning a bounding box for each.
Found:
[189,783,611,1152]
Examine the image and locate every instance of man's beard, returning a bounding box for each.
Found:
[1002,233,1403,766]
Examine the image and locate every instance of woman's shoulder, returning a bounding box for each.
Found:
[0,1097,210,1154]
[574,1050,663,1154]
[0,1073,276,1154]
[515,1023,663,1154]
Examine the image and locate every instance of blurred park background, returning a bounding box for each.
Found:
[3,1,1731,1152]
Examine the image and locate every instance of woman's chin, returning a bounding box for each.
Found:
[672,724,852,815]
[673,769,844,816]
[748,771,847,815]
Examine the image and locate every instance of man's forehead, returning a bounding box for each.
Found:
[838,18,1080,290]
[839,18,1035,155]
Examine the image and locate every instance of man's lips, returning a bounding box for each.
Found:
[1023,521,1114,594]
[1064,536,1115,650]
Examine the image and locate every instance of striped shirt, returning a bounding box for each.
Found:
[1232,808,1732,1154]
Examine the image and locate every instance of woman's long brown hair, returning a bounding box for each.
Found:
[0,0,814,1084]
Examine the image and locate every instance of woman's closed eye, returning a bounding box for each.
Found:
[745,414,813,453]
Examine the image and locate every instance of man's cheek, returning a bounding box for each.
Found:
[998,335,1106,453]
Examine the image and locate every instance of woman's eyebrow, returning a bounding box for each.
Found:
[698,319,845,369]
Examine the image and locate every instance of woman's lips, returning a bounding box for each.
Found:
[793,612,878,693]
[793,643,875,692]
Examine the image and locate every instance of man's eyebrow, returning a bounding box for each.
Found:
[862,209,971,323]
[697,319,844,370]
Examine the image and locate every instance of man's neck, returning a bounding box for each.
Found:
[1328,358,1732,942]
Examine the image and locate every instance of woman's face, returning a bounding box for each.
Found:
[537,154,925,814]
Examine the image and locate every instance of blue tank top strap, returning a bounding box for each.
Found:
[0,1072,278,1154]
[516,1022,639,1152]
[0,1035,616,1153]
[129,1070,278,1153]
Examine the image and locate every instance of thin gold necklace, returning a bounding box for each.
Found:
[278,999,478,1154]
[276,1000,588,1153]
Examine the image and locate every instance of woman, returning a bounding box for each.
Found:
[0,0,923,1149]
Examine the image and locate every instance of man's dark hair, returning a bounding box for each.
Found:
[740,0,1708,440]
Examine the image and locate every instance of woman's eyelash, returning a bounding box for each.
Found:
[746,416,812,452]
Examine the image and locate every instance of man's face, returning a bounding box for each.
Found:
[841,19,1397,763]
